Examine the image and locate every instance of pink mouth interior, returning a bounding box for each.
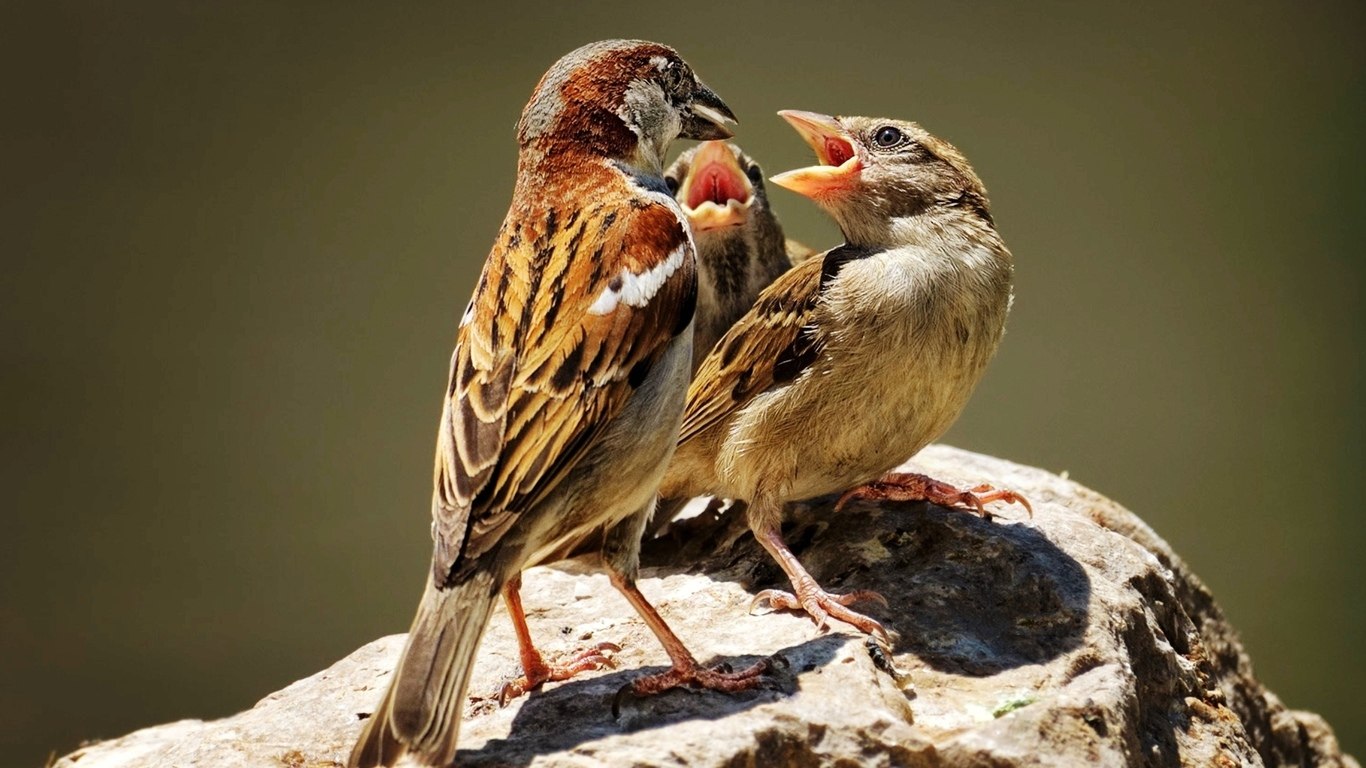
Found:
[686,161,749,210]
[823,136,854,167]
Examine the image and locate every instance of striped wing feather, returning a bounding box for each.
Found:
[677,252,825,445]
[431,202,695,584]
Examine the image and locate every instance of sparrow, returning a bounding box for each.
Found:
[663,141,804,371]
[495,149,807,701]
[350,40,763,768]
[658,110,1030,640]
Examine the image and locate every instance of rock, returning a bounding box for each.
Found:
[54,446,1358,768]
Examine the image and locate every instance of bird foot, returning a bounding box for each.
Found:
[497,641,621,706]
[836,472,1033,519]
[751,583,889,641]
[612,655,779,717]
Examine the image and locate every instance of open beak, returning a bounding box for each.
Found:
[769,110,861,199]
[677,141,753,233]
[680,81,737,141]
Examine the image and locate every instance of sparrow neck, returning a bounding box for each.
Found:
[518,143,664,187]
[624,135,668,177]
[841,206,1005,262]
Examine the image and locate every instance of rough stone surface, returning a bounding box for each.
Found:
[55,446,1358,768]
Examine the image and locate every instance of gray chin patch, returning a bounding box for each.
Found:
[619,78,673,139]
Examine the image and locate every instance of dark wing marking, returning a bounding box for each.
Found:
[678,244,865,446]
[431,201,695,585]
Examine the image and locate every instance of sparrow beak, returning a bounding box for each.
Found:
[677,140,753,233]
[769,110,862,199]
[681,81,737,141]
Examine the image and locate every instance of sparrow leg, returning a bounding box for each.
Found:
[495,573,620,705]
[608,569,773,709]
[835,472,1033,519]
[750,524,890,642]
[603,502,771,712]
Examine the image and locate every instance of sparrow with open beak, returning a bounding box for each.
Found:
[348,40,764,768]
[659,110,1030,640]
[664,141,802,370]
[644,143,812,538]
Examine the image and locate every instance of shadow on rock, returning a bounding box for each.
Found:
[643,497,1091,676]
[456,634,850,766]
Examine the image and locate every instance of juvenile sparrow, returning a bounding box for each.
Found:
[659,110,1030,639]
[663,141,801,371]
[349,40,762,768]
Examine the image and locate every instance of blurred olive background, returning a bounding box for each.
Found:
[2,1,1362,764]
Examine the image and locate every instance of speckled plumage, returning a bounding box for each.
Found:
[660,112,1016,638]
[350,40,737,768]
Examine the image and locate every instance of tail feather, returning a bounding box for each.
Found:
[351,574,498,768]
[349,682,402,768]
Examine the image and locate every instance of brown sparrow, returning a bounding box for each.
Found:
[659,110,1030,640]
[349,40,765,768]
[664,141,802,371]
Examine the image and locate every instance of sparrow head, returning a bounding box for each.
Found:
[665,140,774,235]
[517,40,736,174]
[770,110,991,244]
[666,141,786,289]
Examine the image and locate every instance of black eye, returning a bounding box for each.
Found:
[664,176,679,194]
[745,163,764,184]
[873,126,903,148]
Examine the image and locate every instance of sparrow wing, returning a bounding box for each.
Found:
[431,201,696,584]
[679,244,862,445]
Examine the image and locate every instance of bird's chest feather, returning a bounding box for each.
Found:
[824,247,1008,374]
[729,248,1010,498]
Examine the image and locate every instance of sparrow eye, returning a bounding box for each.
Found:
[873,126,904,148]
[745,164,764,184]
[664,176,680,194]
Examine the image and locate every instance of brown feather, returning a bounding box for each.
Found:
[678,242,869,446]
[432,168,695,584]
[679,255,821,445]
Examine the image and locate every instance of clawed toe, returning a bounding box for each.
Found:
[749,588,798,614]
[834,485,877,512]
[497,680,527,707]
[814,598,889,642]
[971,485,1033,517]
[838,589,889,609]
[568,641,622,667]
[612,656,775,718]
[749,586,888,642]
[497,641,622,706]
[837,472,1032,519]
[750,587,885,613]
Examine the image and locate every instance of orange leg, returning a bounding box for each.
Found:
[750,525,889,641]
[497,573,620,705]
[608,569,773,714]
[836,472,1033,520]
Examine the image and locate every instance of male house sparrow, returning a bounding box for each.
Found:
[350,40,762,768]
[498,153,806,702]
[658,110,1030,639]
[664,141,804,371]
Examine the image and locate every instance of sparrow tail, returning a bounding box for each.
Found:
[350,573,498,768]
